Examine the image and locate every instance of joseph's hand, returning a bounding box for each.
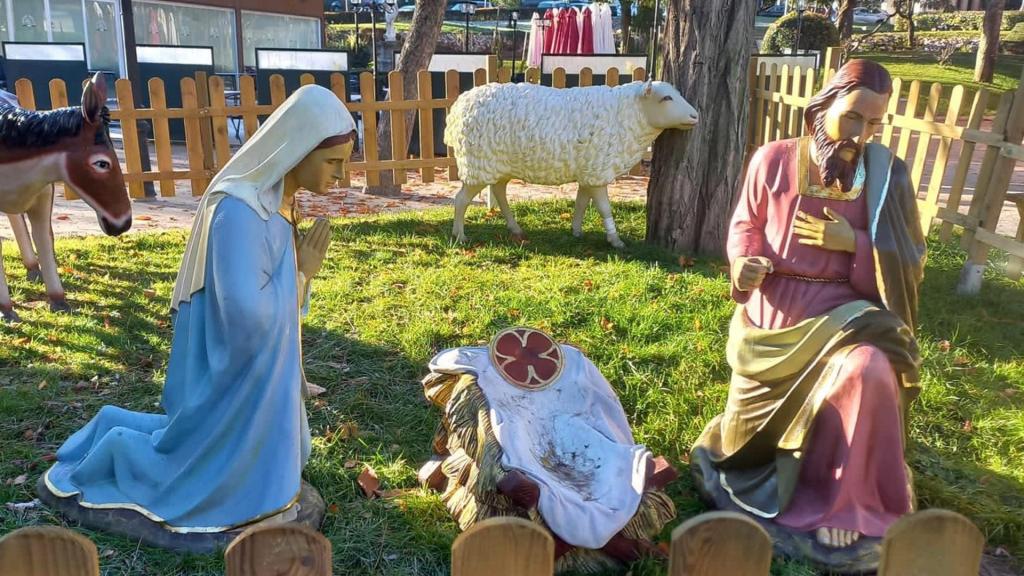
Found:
[297,217,331,279]
[793,207,857,253]
[732,256,774,292]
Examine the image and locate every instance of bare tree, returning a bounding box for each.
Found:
[367,0,448,195]
[620,0,634,53]
[645,0,758,256]
[975,0,1005,83]
[837,0,856,41]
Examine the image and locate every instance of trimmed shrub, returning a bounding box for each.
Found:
[761,12,840,54]
[894,10,1024,32]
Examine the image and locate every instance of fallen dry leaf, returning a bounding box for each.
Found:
[582,279,594,291]
[37,380,48,390]
[143,289,157,300]
[559,212,572,221]
[962,420,974,433]
[938,340,952,353]
[600,318,615,332]
[358,465,381,499]
[136,215,153,221]
[343,460,358,469]
[7,474,28,486]
[678,256,696,268]
[339,422,360,440]
[328,503,340,514]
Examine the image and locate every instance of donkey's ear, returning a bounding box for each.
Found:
[81,72,107,125]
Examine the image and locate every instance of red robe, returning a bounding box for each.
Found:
[543,10,556,54]
[580,7,595,54]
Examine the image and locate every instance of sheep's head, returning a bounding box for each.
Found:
[638,81,699,131]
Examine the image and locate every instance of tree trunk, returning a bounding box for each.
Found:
[837,0,855,41]
[975,0,1004,83]
[645,0,758,256]
[620,0,633,53]
[367,0,447,195]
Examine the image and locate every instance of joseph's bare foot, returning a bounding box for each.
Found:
[816,526,861,548]
[306,382,326,397]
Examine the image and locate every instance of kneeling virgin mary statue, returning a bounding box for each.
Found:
[39,85,356,550]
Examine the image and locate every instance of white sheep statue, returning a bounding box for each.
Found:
[444,80,698,248]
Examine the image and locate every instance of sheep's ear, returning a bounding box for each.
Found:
[642,81,653,97]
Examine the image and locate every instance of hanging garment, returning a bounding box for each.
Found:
[158,8,169,44]
[168,11,179,45]
[556,8,579,54]
[527,14,545,68]
[594,3,616,54]
[540,9,557,54]
[148,9,160,44]
[553,9,566,53]
[579,7,595,54]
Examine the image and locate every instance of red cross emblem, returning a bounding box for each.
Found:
[489,327,565,390]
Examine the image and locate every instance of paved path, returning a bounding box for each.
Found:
[0,170,649,239]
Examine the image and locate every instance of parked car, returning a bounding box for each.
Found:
[325,0,343,11]
[852,7,887,25]
[758,3,785,17]
[398,3,415,12]
[537,0,571,9]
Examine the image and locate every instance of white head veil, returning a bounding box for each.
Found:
[170,84,356,311]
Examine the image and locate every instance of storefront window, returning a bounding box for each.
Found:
[134,0,238,74]
[13,0,47,43]
[85,0,117,72]
[49,0,84,44]
[241,11,320,69]
[0,1,10,42]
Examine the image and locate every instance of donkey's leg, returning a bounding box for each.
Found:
[25,187,69,313]
[452,183,487,244]
[8,213,42,282]
[488,181,524,241]
[0,238,20,322]
[572,185,593,238]
[591,186,625,249]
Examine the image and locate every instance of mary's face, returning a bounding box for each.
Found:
[292,142,354,194]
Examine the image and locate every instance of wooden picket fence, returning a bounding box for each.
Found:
[0,509,986,575]
[11,63,647,202]
[747,54,1024,287]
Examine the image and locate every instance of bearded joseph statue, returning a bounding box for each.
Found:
[690,60,927,570]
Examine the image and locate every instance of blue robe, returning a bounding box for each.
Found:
[46,196,311,531]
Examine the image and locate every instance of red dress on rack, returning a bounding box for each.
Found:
[543,10,556,54]
[580,7,595,54]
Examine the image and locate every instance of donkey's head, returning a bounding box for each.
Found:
[67,73,131,236]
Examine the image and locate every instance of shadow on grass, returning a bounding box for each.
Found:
[333,201,726,281]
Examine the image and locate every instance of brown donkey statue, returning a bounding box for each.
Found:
[0,73,130,322]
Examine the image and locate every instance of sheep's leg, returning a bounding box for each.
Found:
[25,188,69,313]
[489,181,524,241]
[591,186,625,249]
[452,183,487,244]
[572,186,593,238]
[0,238,18,322]
[8,213,41,283]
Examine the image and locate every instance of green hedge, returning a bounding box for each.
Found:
[894,10,1024,32]
[761,12,840,54]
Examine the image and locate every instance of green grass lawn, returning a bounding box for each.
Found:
[860,51,1024,94]
[1,202,1022,575]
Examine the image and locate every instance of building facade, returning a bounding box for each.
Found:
[0,0,324,77]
